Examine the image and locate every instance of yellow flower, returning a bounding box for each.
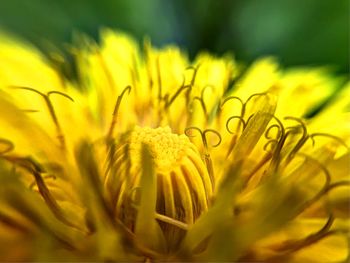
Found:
[0,29,349,262]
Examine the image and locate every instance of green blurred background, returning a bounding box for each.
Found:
[0,0,348,73]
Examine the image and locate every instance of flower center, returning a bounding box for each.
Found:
[129,126,190,171]
[104,126,212,251]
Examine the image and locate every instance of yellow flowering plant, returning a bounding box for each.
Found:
[0,29,349,262]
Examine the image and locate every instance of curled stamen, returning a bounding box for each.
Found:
[9,86,45,97]
[224,105,255,158]
[325,180,350,193]
[321,214,335,232]
[185,65,200,87]
[226,116,246,134]
[264,116,284,146]
[262,115,286,172]
[229,93,269,126]
[185,127,208,149]
[46,91,75,127]
[282,117,310,162]
[192,96,207,117]
[274,214,335,253]
[47,91,75,102]
[285,117,307,135]
[203,129,222,148]
[3,156,82,230]
[11,86,74,104]
[221,94,269,139]
[243,116,284,184]
[221,96,244,112]
[245,92,268,106]
[184,65,200,108]
[184,126,202,139]
[220,96,244,128]
[0,139,14,155]
[46,93,74,149]
[193,85,217,120]
[201,85,215,99]
[29,174,57,190]
[113,86,132,116]
[265,124,282,140]
[185,127,221,150]
[243,152,273,188]
[165,78,191,108]
[245,114,255,127]
[270,115,286,138]
[243,92,269,118]
[298,153,331,186]
[9,86,74,149]
[294,153,332,214]
[309,133,350,151]
[263,139,279,152]
[185,127,221,190]
[107,86,132,140]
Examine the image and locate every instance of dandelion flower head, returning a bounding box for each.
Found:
[0,29,349,262]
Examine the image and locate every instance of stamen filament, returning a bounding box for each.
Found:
[155,213,189,230]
